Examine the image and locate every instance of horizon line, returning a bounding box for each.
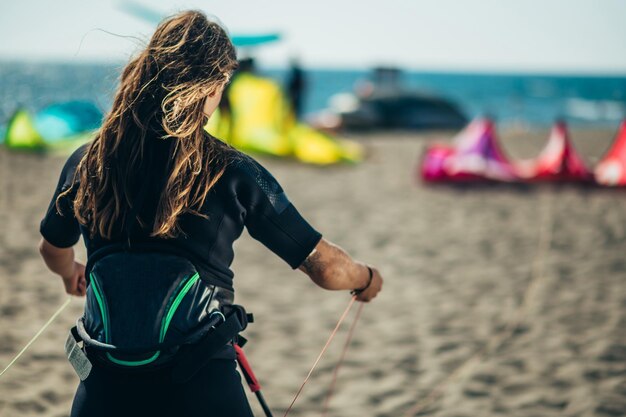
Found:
[1,57,626,78]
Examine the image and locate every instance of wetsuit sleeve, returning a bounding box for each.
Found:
[233,157,322,269]
[39,145,87,248]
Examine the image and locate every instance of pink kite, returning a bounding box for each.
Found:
[420,144,455,182]
[514,121,592,182]
[595,120,626,186]
[420,118,518,182]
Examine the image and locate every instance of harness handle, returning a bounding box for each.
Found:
[235,344,274,417]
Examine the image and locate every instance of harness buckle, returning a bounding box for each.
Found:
[208,310,226,328]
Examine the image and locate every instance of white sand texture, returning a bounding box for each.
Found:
[0,128,625,417]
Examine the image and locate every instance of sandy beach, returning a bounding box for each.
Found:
[1,128,625,417]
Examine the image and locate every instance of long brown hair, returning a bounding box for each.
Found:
[60,10,239,239]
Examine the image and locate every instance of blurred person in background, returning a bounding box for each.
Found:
[287,56,306,120]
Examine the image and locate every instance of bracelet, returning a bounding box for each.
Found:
[351,266,373,295]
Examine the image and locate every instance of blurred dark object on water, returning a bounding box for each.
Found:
[312,66,467,132]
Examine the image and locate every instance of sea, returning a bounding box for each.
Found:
[1,60,625,129]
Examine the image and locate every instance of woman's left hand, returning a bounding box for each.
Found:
[61,262,87,297]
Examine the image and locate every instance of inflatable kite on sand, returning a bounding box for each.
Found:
[2,101,101,152]
[420,118,518,182]
[595,121,626,186]
[514,121,592,182]
[420,118,626,186]
[205,72,363,165]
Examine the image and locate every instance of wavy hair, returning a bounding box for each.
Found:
[60,10,239,239]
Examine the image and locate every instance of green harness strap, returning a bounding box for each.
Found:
[89,272,200,367]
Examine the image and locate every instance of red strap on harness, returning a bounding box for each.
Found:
[235,344,262,393]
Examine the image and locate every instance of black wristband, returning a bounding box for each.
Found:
[351,266,373,295]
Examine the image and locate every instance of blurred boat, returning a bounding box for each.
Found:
[313,67,467,132]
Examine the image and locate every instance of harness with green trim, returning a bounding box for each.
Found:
[65,184,252,382]
[65,245,252,381]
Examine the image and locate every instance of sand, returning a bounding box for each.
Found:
[0,127,625,417]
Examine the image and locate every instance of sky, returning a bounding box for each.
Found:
[1,0,626,73]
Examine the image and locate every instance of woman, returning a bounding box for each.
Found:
[39,10,383,417]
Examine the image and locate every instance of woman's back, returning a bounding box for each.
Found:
[41,134,322,292]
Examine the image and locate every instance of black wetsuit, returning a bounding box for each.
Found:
[40,137,322,417]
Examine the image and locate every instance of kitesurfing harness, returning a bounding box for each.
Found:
[64,241,253,382]
[64,180,253,384]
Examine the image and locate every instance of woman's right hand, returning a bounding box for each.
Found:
[354,266,383,302]
[298,239,383,302]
